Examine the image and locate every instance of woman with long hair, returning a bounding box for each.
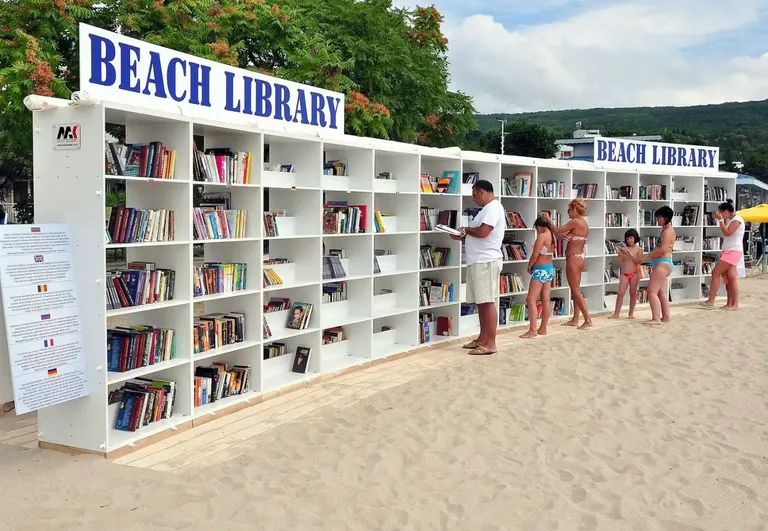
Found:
[644,206,675,325]
[520,216,557,339]
[701,199,744,310]
[546,198,593,330]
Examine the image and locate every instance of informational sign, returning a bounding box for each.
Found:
[594,138,720,171]
[0,224,89,415]
[79,23,345,137]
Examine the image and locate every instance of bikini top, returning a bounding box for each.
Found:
[562,232,587,242]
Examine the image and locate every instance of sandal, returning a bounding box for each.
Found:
[462,340,479,349]
[468,345,496,356]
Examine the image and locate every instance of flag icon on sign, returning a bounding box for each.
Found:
[37,285,48,293]
[31,227,41,233]
[43,339,55,347]
[40,314,51,320]
[34,255,44,263]
[47,368,57,377]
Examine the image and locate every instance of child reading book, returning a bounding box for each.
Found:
[608,229,643,319]
[520,216,556,339]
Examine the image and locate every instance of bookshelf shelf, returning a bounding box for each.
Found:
[32,97,736,457]
[107,358,190,385]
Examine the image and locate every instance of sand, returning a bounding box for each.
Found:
[2,278,768,530]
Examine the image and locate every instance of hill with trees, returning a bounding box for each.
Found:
[472,100,768,179]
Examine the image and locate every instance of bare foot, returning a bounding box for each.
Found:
[607,314,620,320]
[519,330,537,339]
[725,306,739,311]
[537,326,547,336]
[661,317,670,323]
[699,302,715,309]
[578,322,593,330]
[644,319,663,326]
[627,314,635,320]
[561,319,579,327]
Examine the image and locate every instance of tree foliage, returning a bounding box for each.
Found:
[473,121,559,159]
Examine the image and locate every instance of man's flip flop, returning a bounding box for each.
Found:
[462,340,479,349]
[468,346,496,356]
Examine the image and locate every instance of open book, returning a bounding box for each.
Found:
[435,224,461,236]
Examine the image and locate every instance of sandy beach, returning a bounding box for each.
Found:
[2,277,768,530]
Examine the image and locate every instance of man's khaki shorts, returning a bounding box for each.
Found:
[466,260,501,304]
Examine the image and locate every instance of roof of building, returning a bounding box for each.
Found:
[555,135,664,146]
[737,175,768,192]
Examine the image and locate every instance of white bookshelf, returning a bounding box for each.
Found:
[30,100,736,456]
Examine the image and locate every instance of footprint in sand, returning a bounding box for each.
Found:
[572,486,587,503]
[559,470,575,482]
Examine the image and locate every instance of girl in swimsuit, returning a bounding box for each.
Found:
[608,229,643,319]
[546,199,593,330]
[643,206,675,325]
[520,216,556,339]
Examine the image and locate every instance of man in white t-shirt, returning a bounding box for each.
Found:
[451,180,505,355]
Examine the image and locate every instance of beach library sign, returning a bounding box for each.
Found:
[594,138,720,171]
[79,24,345,136]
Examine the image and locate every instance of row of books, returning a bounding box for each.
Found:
[704,186,728,203]
[460,303,477,316]
[323,282,347,303]
[501,173,533,197]
[105,141,177,179]
[500,273,525,294]
[323,253,347,280]
[420,278,454,307]
[505,211,528,229]
[420,171,460,194]
[193,143,253,185]
[193,312,246,354]
[111,378,177,432]
[499,297,568,323]
[420,208,457,232]
[322,327,346,345]
[106,207,175,244]
[263,267,284,287]
[640,184,666,201]
[573,183,599,199]
[194,262,247,297]
[194,363,250,406]
[605,240,625,255]
[538,180,566,199]
[418,314,453,343]
[502,241,527,261]
[605,213,632,228]
[420,245,451,269]
[323,202,367,234]
[608,186,634,200]
[107,326,176,373]
[703,237,722,251]
[373,211,390,233]
[263,210,284,237]
[107,265,175,311]
[606,287,649,305]
[193,207,247,240]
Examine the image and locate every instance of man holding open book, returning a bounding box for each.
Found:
[449,180,505,355]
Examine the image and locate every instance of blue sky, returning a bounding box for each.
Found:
[395,0,768,113]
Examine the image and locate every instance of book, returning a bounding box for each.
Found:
[193,312,246,354]
[292,347,311,373]
[106,266,175,311]
[193,207,247,240]
[111,378,177,432]
[286,302,313,330]
[105,141,177,179]
[194,362,250,406]
[435,224,461,236]
[193,142,252,184]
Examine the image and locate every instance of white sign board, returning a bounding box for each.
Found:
[79,23,345,137]
[594,137,720,171]
[0,225,89,415]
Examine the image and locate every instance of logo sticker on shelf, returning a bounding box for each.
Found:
[53,124,81,150]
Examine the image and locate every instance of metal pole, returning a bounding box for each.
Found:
[500,121,505,155]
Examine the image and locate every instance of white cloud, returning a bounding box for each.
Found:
[437,0,768,112]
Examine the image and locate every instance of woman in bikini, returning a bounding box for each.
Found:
[643,206,675,325]
[701,199,744,310]
[546,199,593,330]
[608,229,643,319]
[520,216,556,339]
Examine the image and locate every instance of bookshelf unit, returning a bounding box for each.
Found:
[31,99,736,456]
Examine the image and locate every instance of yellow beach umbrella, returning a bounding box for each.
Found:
[735,204,768,271]
[736,204,768,223]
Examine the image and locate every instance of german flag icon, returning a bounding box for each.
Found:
[47,368,58,377]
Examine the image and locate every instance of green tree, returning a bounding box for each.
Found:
[287,0,475,144]
[481,121,558,159]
